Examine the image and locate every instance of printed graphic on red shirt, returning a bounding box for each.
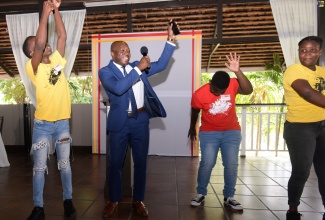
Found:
[209,96,232,116]
[191,80,240,131]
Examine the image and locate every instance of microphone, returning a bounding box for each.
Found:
[140,46,150,74]
[140,46,148,56]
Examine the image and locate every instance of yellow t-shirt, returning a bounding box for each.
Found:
[25,50,71,122]
[283,63,325,122]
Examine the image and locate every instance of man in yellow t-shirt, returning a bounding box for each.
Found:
[22,1,76,219]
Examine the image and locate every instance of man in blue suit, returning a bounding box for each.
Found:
[98,22,178,218]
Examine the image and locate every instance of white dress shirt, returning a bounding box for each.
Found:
[114,62,144,110]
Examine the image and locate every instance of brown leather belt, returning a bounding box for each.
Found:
[127,106,146,117]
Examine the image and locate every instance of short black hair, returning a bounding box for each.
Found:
[298,36,323,48]
[211,71,230,89]
[22,36,33,58]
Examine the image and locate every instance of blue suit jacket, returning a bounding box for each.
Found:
[98,42,175,132]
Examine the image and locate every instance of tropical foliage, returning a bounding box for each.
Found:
[244,53,285,104]
[68,76,92,104]
[0,78,28,104]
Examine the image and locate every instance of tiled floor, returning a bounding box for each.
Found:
[0,146,324,220]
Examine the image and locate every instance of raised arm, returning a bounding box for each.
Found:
[52,0,66,57]
[31,1,53,72]
[136,20,178,73]
[225,52,253,95]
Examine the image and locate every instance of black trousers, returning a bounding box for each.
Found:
[284,120,325,206]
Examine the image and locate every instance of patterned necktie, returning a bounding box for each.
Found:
[123,66,138,118]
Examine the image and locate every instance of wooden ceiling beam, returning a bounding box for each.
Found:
[0,61,15,78]
[203,36,279,44]
[0,35,280,54]
[85,0,269,12]
[0,0,280,76]
[0,2,85,19]
[0,0,271,18]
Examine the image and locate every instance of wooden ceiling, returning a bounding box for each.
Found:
[0,0,283,78]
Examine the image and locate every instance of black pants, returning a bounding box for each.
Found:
[284,120,325,206]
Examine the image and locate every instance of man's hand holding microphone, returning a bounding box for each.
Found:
[137,19,180,74]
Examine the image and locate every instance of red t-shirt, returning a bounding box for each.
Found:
[191,78,241,131]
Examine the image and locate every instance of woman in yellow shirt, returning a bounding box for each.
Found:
[283,36,325,220]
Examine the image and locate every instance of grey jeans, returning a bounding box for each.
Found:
[283,120,325,206]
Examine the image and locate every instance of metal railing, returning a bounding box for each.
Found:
[237,104,287,157]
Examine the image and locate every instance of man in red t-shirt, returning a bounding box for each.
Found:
[188,52,253,211]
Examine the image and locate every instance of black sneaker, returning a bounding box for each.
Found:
[27,207,45,220]
[63,199,77,218]
[190,194,205,206]
[224,197,243,211]
[286,211,302,220]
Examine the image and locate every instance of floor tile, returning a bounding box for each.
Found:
[226,209,278,220]
[1,147,325,219]
[239,176,278,185]
[179,205,226,220]
[246,185,288,196]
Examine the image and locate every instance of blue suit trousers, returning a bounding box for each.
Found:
[107,111,150,202]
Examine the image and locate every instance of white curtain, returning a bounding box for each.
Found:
[6,9,86,106]
[270,0,317,67]
[47,10,86,79]
[6,13,39,106]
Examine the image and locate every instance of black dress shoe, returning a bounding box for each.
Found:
[102,202,118,218]
[63,199,77,217]
[286,211,302,220]
[27,207,45,220]
[132,201,148,217]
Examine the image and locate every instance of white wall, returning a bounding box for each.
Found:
[71,104,92,146]
[0,104,25,146]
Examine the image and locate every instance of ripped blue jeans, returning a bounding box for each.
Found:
[32,119,72,207]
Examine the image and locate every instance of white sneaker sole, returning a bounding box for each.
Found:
[224,203,243,211]
[190,199,205,206]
